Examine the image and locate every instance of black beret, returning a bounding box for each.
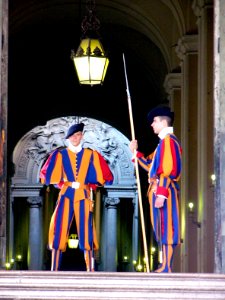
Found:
[147,106,174,124]
[65,123,84,139]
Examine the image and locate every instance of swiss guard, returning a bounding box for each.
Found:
[40,122,114,271]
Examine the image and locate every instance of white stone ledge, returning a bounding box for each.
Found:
[0,271,225,299]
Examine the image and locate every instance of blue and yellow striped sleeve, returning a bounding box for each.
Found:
[40,150,63,185]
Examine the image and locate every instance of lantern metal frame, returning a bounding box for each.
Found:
[71,0,109,86]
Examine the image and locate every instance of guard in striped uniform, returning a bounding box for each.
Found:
[40,122,113,271]
[129,106,182,272]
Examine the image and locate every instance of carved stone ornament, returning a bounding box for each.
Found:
[11,116,136,186]
[27,196,42,207]
[104,197,120,207]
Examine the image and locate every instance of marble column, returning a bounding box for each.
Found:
[104,197,120,271]
[214,0,225,274]
[8,195,15,265]
[94,189,101,250]
[27,196,43,270]
[132,191,138,269]
[176,35,198,272]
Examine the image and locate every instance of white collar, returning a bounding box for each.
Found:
[158,127,173,140]
[68,141,82,153]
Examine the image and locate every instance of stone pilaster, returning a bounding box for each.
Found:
[0,0,8,269]
[164,73,182,140]
[176,34,198,272]
[193,0,214,273]
[214,0,225,274]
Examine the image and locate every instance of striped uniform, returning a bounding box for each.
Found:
[40,147,113,270]
[136,133,182,272]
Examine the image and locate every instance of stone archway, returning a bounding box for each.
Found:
[10,116,138,271]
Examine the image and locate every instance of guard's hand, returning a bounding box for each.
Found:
[154,196,166,208]
[129,140,138,153]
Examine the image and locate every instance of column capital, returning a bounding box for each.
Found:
[27,196,42,208]
[175,35,198,61]
[104,197,120,208]
[164,73,181,96]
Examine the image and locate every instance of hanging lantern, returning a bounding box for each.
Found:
[71,0,109,86]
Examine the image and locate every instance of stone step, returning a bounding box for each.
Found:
[0,271,225,299]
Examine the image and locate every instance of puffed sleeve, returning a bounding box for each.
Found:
[97,152,114,184]
[90,150,113,186]
[40,150,63,186]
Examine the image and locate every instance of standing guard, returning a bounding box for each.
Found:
[40,122,113,271]
[129,106,182,272]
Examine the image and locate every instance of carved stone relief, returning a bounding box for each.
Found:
[11,116,136,187]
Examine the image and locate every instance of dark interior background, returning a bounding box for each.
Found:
[8,0,168,163]
[8,0,169,270]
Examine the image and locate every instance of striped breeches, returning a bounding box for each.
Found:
[48,195,99,252]
[148,184,180,245]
